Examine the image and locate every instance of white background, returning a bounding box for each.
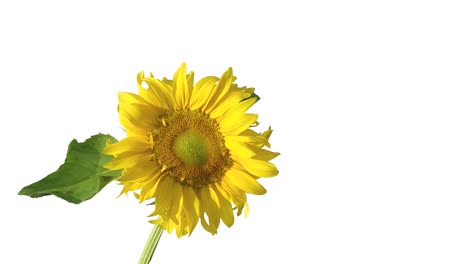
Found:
[1,0,468,263]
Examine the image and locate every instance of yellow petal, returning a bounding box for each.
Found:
[261,127,273,147]
[208,90,242,119]
[189,76,219,110]
[154,176,173,212]
[119,160,160,182]
[153,177,181,225]
[217,180,244,203]
[143,77,175,110]
[118,91,149,105]
[225,137,257,158]
[224,167,267,195]
[139,176,162,202]
[199,187,221,231]
[176,211,189,238]
[104,151,153,170]
[244,203,250,218]
[213,95,256,121]
[168,182,183,224]
[225,133,268,149]
[237,128,273,148]
[120,182,142,196]
[137,72,170,111]
[182,186,199,235]
[219,113,258,136]
[200,214,217,235]
[214,186,234,227]
[172,63,190,109]
[162,77,172,86]
[253,149,280,161]
[234,157,279,177]
[204,68,234,113]
[102,136,149,155]
[118,92,161,130]
[208,186,220,208]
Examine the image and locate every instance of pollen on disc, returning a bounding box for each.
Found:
[173,129,209,166]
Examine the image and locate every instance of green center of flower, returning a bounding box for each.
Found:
[173,129,209,166]
[154,110,233,187]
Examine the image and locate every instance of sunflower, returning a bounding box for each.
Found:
[103,63,279,237]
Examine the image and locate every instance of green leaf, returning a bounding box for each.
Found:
[18,134,122,204]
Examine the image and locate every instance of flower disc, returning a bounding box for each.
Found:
[154,110,232,187]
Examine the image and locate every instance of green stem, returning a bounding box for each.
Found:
[138,224,164,264]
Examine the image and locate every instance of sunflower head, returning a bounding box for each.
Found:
[104,63,279,237]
